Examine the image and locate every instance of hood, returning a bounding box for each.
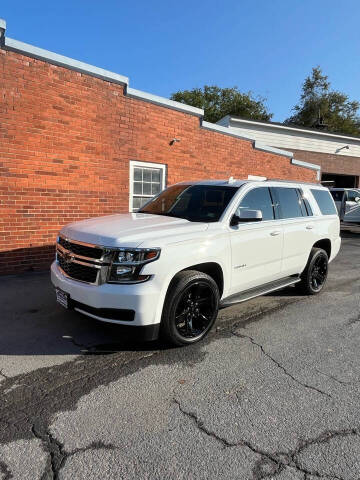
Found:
[60,213,209,247]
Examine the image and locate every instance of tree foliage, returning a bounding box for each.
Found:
[285,66,360,136]
[170,85,272,124]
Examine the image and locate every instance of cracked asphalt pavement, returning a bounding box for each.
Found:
[0,228,360,479]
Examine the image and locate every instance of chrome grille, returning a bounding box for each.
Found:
[58,236,103,259]
[58,255,99,283]
[56,235,109,285]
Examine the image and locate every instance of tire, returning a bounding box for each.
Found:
[297,248,329,295]
[160,270,220,346]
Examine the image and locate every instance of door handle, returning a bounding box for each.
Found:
[270,230,281,236]
[306,225,314,230]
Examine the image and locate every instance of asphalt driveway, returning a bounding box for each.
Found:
[0,227,360,480]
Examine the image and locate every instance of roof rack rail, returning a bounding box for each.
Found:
[247,175,267,181]
[265,179,320,186]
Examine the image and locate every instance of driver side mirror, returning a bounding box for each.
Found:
[355,197,360,203]
[230,209,263,226]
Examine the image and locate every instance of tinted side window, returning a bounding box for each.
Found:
[347,190,360,202]
[237,187,274,221]
[275,188,303,219]
[311,189,337,215]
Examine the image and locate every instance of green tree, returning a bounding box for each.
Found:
[285,66,360,136]
[170,85,272,124]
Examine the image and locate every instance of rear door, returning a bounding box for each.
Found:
[343,189,360,223]
[229,186,283,294]
[271,187,315,276]
[329,190,345,218]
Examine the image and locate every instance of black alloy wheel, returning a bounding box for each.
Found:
[161,270,219,346]
[174,281,216,339]
[309,253,328,292]
[298,247,329,295]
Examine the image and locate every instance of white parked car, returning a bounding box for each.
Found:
[329,188,360,224]
[51,179,341,346]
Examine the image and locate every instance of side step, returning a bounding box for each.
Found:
[220,276,301,307]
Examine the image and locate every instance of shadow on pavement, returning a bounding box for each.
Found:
[0,269,299,357]
[0,271,164,356]
[1,232,356,357]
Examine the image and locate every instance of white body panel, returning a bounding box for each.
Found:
[61,213,208,248]
[51,180,341,329]
[228,221,283,293]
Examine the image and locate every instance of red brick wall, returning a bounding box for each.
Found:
[0,48,316,274]
[290,149,359,186]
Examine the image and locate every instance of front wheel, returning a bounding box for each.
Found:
[297,247,329,295]
[160,270,219,346]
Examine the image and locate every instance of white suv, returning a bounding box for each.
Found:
[51,179,341,346]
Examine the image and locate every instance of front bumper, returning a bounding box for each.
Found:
[51,261,161,334]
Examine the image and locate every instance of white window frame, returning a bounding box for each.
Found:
[129,160,167,212]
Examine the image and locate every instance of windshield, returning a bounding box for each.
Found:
[138,184,239,222]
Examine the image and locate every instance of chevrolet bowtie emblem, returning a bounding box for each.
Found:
[63,251,74,263]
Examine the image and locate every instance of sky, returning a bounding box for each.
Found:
[1,0,359,122]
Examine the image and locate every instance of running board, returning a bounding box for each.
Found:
[220,276,301,307]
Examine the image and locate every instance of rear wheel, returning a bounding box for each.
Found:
[160,270,219,346]
[298,247,329,295]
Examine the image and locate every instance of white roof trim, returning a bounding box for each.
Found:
[253,141,293,158]
[126,87,203,116]
[229,117,360,143]
[201,121,256,141]
[4,37,129,86]
[291,158,321,181]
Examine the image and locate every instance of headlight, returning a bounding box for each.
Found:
[108,248,160,284]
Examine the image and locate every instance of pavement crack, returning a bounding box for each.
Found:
[174,397,355,479]
[174,397,233,448]
[31,422,117,480]
[31,423,65,480]
[233,331,332,399]
[315,369,354,386]
[66,441,117,458]
[173,398,283,479]
[283,428,359,480]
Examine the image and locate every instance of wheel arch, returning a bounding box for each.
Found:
[312,238,331,259]
[179,262,224,298]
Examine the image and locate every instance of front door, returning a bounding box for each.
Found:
[344,189,360,223]
[229,187,283,294]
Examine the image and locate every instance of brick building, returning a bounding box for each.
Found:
[0,19,318,275]
[217,116,360,188]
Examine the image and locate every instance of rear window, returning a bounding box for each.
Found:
[311,189,337,215]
